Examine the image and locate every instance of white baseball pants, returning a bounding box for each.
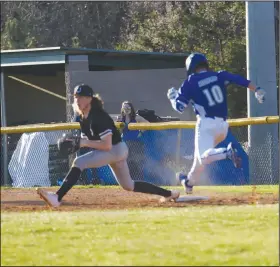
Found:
[187,116,229,186]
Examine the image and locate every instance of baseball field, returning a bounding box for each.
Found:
[1,185,279,266]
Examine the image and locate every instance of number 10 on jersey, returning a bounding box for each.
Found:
[203,85,224,107]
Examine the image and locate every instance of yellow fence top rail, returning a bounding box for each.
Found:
[0,122,124,134]
[0,116,279,134]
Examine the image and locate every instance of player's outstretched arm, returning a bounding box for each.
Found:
[219,71,266,104]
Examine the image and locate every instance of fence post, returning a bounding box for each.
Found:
[175,128,182,185]
[246,2,279,184]
[1,70,9,185]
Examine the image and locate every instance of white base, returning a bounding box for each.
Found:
[175,195,209,203]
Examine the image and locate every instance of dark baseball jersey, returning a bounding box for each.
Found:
[79,108,122,145]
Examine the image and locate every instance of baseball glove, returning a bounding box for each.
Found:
[57,133,81,155]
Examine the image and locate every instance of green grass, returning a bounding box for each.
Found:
[196,185,279,194]
[1,205,278,266]
[1,184,278,194]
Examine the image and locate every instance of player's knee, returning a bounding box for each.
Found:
[194,161,205,173]
[197,162,205,173]
[72,157,85,171]
[201,150,213,165]
[121,181,134,191]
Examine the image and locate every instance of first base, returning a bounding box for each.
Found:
[175,195,209,202]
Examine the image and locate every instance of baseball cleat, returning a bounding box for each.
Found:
[227,142,242,168]
[36,188,61,208]
[160,190,180,203]
[176,172,193,194]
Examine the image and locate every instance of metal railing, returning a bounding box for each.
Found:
[1,116,279,187]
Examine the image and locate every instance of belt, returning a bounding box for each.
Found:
[205,115,226,121]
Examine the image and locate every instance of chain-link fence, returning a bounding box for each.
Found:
[1,123,279,187]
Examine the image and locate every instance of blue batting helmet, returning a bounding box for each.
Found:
[185,53,208,76]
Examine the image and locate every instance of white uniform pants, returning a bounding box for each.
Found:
[188,116,229,186]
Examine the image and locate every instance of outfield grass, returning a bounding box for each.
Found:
[1,184,278,194]
[1,204,278,266]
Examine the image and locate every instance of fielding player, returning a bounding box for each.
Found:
[37,84,180,207]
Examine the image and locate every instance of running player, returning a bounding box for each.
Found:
[167,53,266,194]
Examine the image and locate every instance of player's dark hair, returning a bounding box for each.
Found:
[91,94,104,110]
[120,101,136,122]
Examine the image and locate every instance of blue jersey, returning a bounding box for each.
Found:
[174,70,250,119]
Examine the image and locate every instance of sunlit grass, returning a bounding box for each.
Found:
[1,204,278,266]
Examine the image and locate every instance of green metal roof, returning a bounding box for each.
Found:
[1,47,189,69]
[1,47,66,67]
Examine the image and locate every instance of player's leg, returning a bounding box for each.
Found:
[226,142,242,168]
[194,118,242,172]
[199,119,228,165]
[202,145,241,167]
[200,120,242,168]
[109,160,180,201]
[37,149,114,207]
[177,156,203,194]
[178,119,241,194]
[178,117,221,193]
[109,143,179,201]
[177,119,208,194]
[186,121,215,191]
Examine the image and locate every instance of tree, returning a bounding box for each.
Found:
[1,1,130,49]
[117,2,247,118]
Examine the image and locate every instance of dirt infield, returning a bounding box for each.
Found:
[1,187,278,212]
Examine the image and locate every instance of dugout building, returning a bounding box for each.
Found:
[1,47,194,186]
[0,47,194,127]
